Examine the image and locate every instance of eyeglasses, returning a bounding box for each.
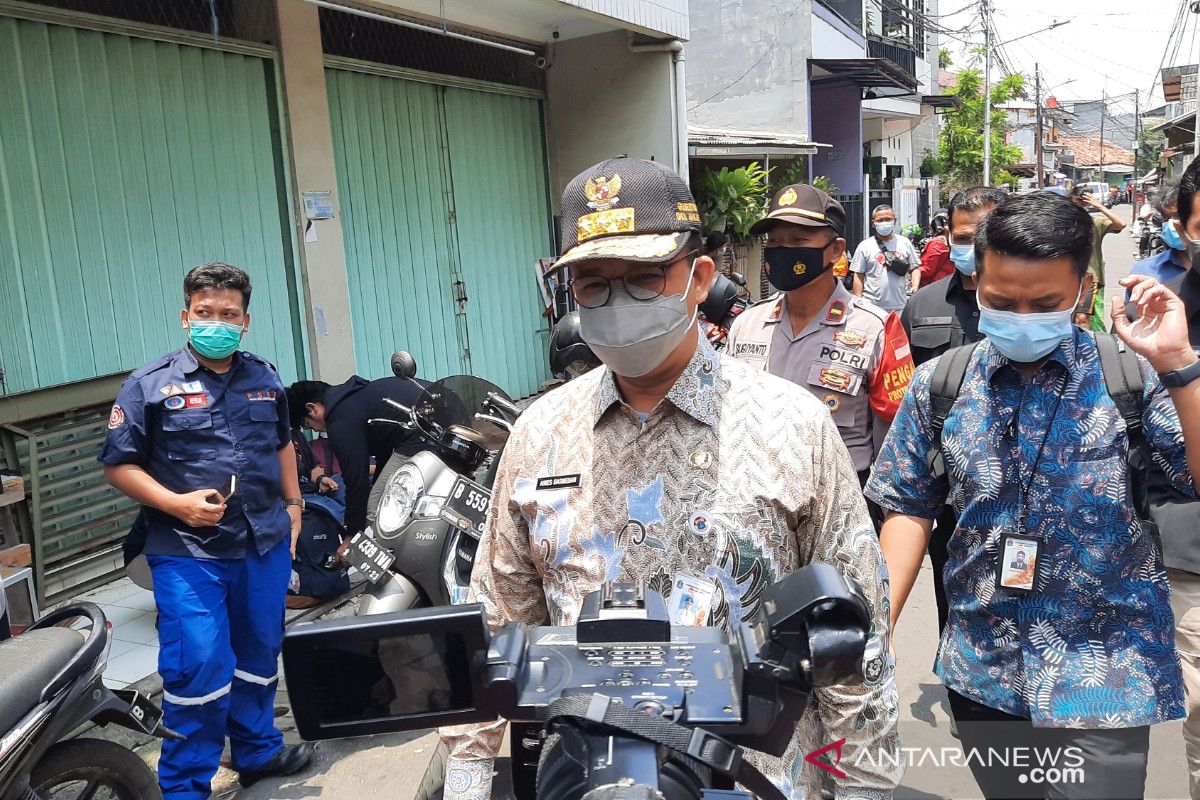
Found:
[569,257,694,309]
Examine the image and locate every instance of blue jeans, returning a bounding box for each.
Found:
[148,539,290,799]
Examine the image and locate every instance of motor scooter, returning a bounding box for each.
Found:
[0,603,178,800]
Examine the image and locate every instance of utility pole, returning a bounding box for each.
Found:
[1035,64,1045,188]
[1195,1,1200,157]
[1099,89,1105,184]
[983,0,993,185]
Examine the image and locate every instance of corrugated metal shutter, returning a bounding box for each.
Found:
[326,67,467,381]
[444,88,553,398]
[0,15,300,395]
[328,66,553,394]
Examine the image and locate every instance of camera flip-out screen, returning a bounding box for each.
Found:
[282,604,494,741]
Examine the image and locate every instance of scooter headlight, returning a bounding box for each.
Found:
[377,463,423,536]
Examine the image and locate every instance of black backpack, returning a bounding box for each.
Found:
[925,334,1153,520]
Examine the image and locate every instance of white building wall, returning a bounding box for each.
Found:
[545,30,678,205]
[685,0,812,138]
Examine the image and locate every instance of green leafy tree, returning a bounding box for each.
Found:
[695,162,771,241]
[938,47,952,69]
[1136,129,1166,176]
[937,68,1026,193]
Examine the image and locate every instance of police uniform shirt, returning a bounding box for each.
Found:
[726,283,914,472]
[899,270,981,367]
[99,346,292,559]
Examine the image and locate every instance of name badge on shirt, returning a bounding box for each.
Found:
[997,533,1041,593]
[536,474,581,490]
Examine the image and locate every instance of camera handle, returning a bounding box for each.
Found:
[545,694,785,800]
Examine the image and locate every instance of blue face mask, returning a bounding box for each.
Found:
[1162,219,1185,251]
[949,243,976,276]
[874,221,895,236]
[187,320,244,360]
[977,284,1082,364]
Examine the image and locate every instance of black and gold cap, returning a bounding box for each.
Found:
[749,183,845,237]
[554,156,702,271]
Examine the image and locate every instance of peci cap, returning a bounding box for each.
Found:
[554,156,703,271]
[749,184,845,237]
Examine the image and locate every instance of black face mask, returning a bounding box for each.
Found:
[764,245,831,291]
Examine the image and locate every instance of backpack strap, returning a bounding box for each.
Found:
[926,342,981,478]
[1094,333,1153,520]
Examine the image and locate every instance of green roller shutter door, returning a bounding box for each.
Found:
[328,66,553,396]
[0,16,300,395]
[326,68,465,382]
[443,88,553,398]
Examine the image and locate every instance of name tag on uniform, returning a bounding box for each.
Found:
[536,474,581,490]
[732,341,769,360]
[808,364,862,396]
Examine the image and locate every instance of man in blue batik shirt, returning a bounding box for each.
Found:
[867,192,1200,799]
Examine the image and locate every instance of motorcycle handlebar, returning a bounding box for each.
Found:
[381,397,414,417]
[485,393,521,420]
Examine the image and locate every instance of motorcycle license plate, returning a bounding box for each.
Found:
[113,688,164,735]
[439,475,491,537]
[344,531,396,584]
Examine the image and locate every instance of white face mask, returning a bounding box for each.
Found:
[577,260,698,378]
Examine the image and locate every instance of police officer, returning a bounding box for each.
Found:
[726,184,915,489]
[899,186,1004,632]
[100,263,314,799]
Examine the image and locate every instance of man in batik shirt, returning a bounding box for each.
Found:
[440,157,902,799]
[869,192,1200,799]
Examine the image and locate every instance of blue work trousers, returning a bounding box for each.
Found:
[148,539,290,799]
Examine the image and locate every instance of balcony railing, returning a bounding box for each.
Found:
[867,34,916,80]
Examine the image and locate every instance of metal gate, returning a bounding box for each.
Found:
[328,63,554,396]
[3,403,137,607]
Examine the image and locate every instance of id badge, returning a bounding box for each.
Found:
[997,534,1041,593]
[668,571,717,627]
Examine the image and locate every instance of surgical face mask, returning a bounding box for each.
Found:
[187,319,244,360]
[764,244,832,291]
[949,243,976,276]
[1162,219,1185,252]
[977,283,1082,364]
[874,221,895,236]
[577,260,698,378]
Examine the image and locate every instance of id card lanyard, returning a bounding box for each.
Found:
[996,375,1064,594]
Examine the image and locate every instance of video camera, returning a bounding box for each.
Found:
[282,563,872,800]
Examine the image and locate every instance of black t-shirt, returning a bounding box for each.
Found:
[900,271,982,367]
[324,376,427,535]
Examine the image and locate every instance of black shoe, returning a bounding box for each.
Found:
[238,742,315,787]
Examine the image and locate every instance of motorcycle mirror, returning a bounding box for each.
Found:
[390,351,417,380]
[729,272,747,287]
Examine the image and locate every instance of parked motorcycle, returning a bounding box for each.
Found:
[342,353,521,615]
[1139,213,1165,259]
[0,603,177,800]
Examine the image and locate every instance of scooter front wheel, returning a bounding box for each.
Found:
[30,737,161,800]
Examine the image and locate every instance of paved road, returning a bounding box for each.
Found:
[133,213,1190,798]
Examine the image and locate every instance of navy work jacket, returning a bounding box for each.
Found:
[99,346,291,559]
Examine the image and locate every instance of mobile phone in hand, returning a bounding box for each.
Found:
[218,475,236,504]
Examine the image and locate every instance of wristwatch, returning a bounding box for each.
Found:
[284,498,306,510]
[1159,355,1200,388]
